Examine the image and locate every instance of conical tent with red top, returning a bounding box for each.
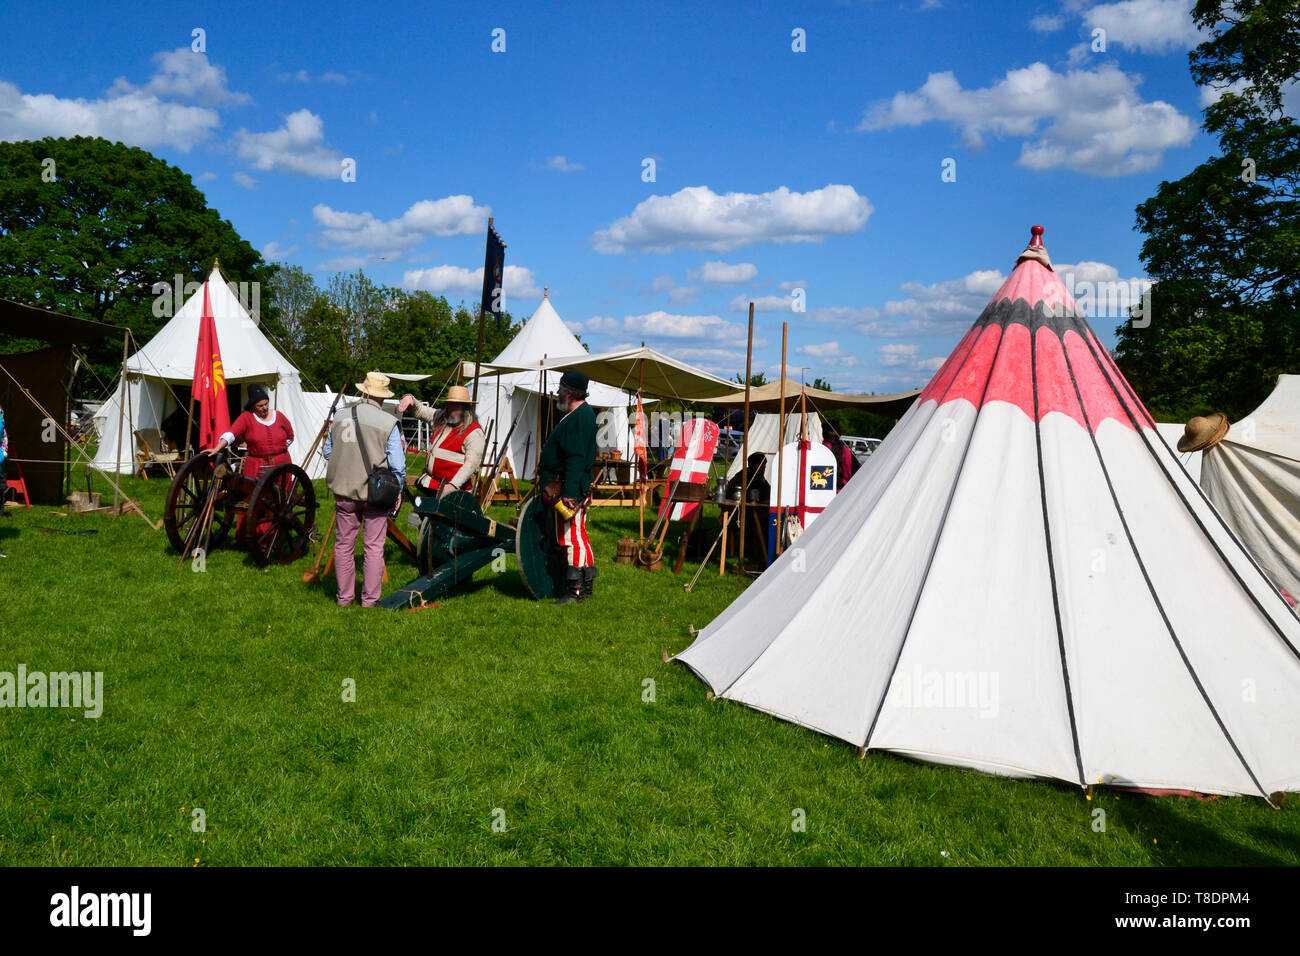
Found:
[676,226,1300,800]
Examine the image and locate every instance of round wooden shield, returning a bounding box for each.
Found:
[515,495,555,600]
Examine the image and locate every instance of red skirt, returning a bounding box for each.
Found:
[244,451,291,481]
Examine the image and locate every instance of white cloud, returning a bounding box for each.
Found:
[650,274,676,293]
[109,48,252,106]
[276,69,348,85]
[574,310,744,342]
[1030,13,1065,31]
[859,61,1194,175]
[0,80,219,150]
[401,264,539,300]
[196,171,217,182]
[690,260,759,284]
[778,280,808,292]
[799,341,843,358]
[1082,0,1205,54]
[313,196,490,252]
[541,155,583,172]
[592,184,873,253]
[1200,77,1300,119]
[262,241,298,260]
[236,109,347,178]
[314,256,369,272]
[878,343,919,365]
[233,172,258,189]
[668,286,699,306]
[665,346,750,376]
[729,293,794,313]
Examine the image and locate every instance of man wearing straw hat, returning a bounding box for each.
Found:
[538,370,599,605]
[397,385,485,498]
[323,371,406,607]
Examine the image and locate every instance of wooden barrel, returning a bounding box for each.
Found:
[616,536,637,564]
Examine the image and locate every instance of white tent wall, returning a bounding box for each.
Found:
[489,381,633,479]
[472,294,634,478]
[1196,376,1300,602]
[91,268,328,480]
[724,412,824,482]
[93,371,329,480]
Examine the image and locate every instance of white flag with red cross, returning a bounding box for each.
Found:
[657,417,719,523]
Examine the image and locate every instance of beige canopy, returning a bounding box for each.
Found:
[543,346,735,401]
[697,381,920,418]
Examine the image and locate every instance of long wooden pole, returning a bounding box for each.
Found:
[535,360,545,480]
[113,330,128,513]
[471,216,493,405]
[637,345,646,543]
[737,303,754,585]
[775,323,788,558]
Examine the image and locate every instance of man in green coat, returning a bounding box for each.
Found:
[538,370,599,604]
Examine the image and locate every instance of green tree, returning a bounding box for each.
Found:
[0,136,274,385]
[1115,0,1300,421]
[733,371,768,387]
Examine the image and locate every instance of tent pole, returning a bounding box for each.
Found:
[738,303,754,586]
[113,329,128,514]
[776,322,788,558]
[491,365,500,475]
[535,360,545,480]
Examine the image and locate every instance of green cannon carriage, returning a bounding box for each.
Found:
[378,491,556,610]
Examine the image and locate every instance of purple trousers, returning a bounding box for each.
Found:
[334,498,389,607]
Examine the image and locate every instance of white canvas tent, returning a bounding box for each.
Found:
[93,267,327,479]
[677,227,1300,799]
[723,412,824,483]
[473,293,633,478]
[1197,375,1300,602]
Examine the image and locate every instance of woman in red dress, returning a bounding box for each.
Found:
[205,384,295,478]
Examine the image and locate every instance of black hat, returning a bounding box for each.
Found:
[244,384,270,410]
[558,370,589,397]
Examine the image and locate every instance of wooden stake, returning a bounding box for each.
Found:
[737,303,754,588]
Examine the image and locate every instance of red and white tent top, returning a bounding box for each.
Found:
[677,226,1300,800]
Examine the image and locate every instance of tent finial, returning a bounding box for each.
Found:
[543,287,548,299]
[1016,225,1053,270]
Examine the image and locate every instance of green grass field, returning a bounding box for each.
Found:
[2,456,1299,866]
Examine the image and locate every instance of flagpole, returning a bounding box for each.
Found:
[738,303,754,586]
[775,323,788,558]
[472,217,494,405]
[113,329,128,514]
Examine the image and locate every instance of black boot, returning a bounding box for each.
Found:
[580,566,597,602]
[553,566,583,605]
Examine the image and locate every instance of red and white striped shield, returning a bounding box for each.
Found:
[658,417,719,523]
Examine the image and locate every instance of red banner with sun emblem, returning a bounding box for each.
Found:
[192,281,231,450]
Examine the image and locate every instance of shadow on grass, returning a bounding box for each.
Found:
[1111,791,1294,866]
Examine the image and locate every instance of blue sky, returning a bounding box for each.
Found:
[2,0,1243,392]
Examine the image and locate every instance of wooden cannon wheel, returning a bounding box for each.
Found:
[515,495,556,600]
[163,454,237,555]
[237,463,318,566]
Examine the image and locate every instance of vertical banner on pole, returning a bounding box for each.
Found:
[473,218,506,404]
